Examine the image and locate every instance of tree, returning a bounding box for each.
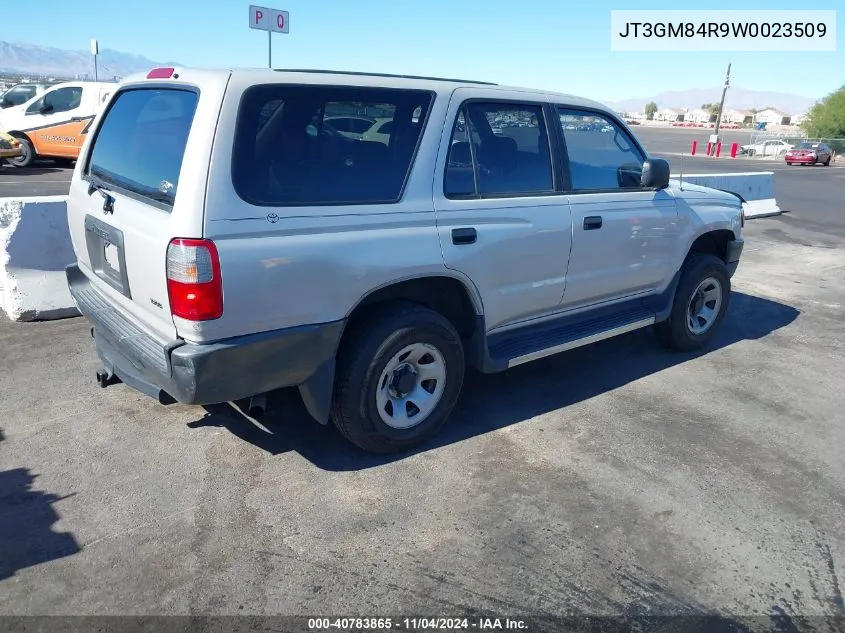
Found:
[803,85,845,139]
[644,101,658,121]
[701,102,722,116]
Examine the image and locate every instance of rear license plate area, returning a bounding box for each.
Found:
[85,214,131,298]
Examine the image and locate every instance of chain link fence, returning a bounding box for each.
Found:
[742,134,845,161]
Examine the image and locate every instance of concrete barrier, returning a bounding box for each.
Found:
[0,196,79,322]
[680,172,781,219]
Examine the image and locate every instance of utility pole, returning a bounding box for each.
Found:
[90,39,99,82]
[714,62,731,137]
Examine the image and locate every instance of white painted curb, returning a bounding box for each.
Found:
[681,172,781,219]
[0,196,79,322]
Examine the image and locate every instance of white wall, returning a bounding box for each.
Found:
[0,196,79,322]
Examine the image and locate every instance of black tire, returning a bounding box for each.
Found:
[654,254,731,352]
[786,162,792,166]
[823,157,831,166]
[6,136,35,168]
[331,302,465,453]
[54,157,75,168]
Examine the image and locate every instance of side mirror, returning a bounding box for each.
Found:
[641,158,670,189]
[39,102,53,115]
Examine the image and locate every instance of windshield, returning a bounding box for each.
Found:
[87,87,199,208]
[797,143,818,150]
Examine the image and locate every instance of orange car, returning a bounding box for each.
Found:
[0,81,116,167]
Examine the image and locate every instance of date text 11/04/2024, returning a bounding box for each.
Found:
[307,617,528,630]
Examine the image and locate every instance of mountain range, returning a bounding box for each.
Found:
[608,88,818,116]
[0,41,819,115]
[0,40,176,80]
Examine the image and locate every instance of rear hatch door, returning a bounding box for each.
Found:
[67,69,230,341]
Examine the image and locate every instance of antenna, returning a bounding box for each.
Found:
[679,154,684,190]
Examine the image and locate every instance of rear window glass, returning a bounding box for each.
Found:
[87,88,199,208]
[232,85,433,206]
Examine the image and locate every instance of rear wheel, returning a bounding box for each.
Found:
[331,302,465,453]
[786,162,792,166]
[823,156,831,166]
[655,254,730,352]
[6,137,35,168]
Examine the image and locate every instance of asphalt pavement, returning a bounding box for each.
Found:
[1,146,845,627]
[0,162,74,198]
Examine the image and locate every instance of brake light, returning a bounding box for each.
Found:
[166,239,223,321]
[147,67,175,79]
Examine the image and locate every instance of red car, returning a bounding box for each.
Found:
[785,142,833,166]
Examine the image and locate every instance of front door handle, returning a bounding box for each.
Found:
[452,227,477,245]
[583,216,603,230]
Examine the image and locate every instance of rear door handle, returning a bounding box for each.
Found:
[583,216,603,230]
[452,227,477,245]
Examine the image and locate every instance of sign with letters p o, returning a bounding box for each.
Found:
[249,5,289,34]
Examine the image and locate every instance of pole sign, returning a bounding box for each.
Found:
[249,5,289,33]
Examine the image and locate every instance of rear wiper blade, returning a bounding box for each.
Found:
[85,174,113,197]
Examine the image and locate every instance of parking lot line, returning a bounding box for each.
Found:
[0,180,72,185]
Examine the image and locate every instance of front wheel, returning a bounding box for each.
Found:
[6,137,35,168]
[331,302,465,453]
[655,254,730,352]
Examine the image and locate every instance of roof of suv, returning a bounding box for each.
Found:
[122,67,612,113]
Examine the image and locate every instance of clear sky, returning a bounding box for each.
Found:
[5,0,842,102]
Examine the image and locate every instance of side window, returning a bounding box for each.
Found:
[558,108,645,191]
[30,87,83,115]
[444,102,554,198]
[231,86,433,205]
[25,96,43,114]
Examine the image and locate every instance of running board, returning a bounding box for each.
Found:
[488,307,656,369]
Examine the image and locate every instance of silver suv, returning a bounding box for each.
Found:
[66,67,744,453]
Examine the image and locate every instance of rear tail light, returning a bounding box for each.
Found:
[166,238,223,321]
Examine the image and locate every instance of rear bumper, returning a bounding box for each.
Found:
[66,264,345,406]
[726,237,744,277]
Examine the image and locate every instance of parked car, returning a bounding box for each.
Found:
[625,119,641,125]
[0,81,116,167]
[785,142,833,166]
[65,67,744,453]
[0,131,21,158]
[0,82,53,109]
[738,139,793,157]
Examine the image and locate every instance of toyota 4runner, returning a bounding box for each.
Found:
[66,67,744,453]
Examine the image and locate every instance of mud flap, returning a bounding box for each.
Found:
[298,357,336,425]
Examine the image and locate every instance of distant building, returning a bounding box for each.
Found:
[755,108,791,125]
[686,108,712,124]
[656,107,683,122]
[723,109,754,124]
[791,112,808,126]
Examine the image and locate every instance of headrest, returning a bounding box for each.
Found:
[448,141,473,166]
[478,135,518,171]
